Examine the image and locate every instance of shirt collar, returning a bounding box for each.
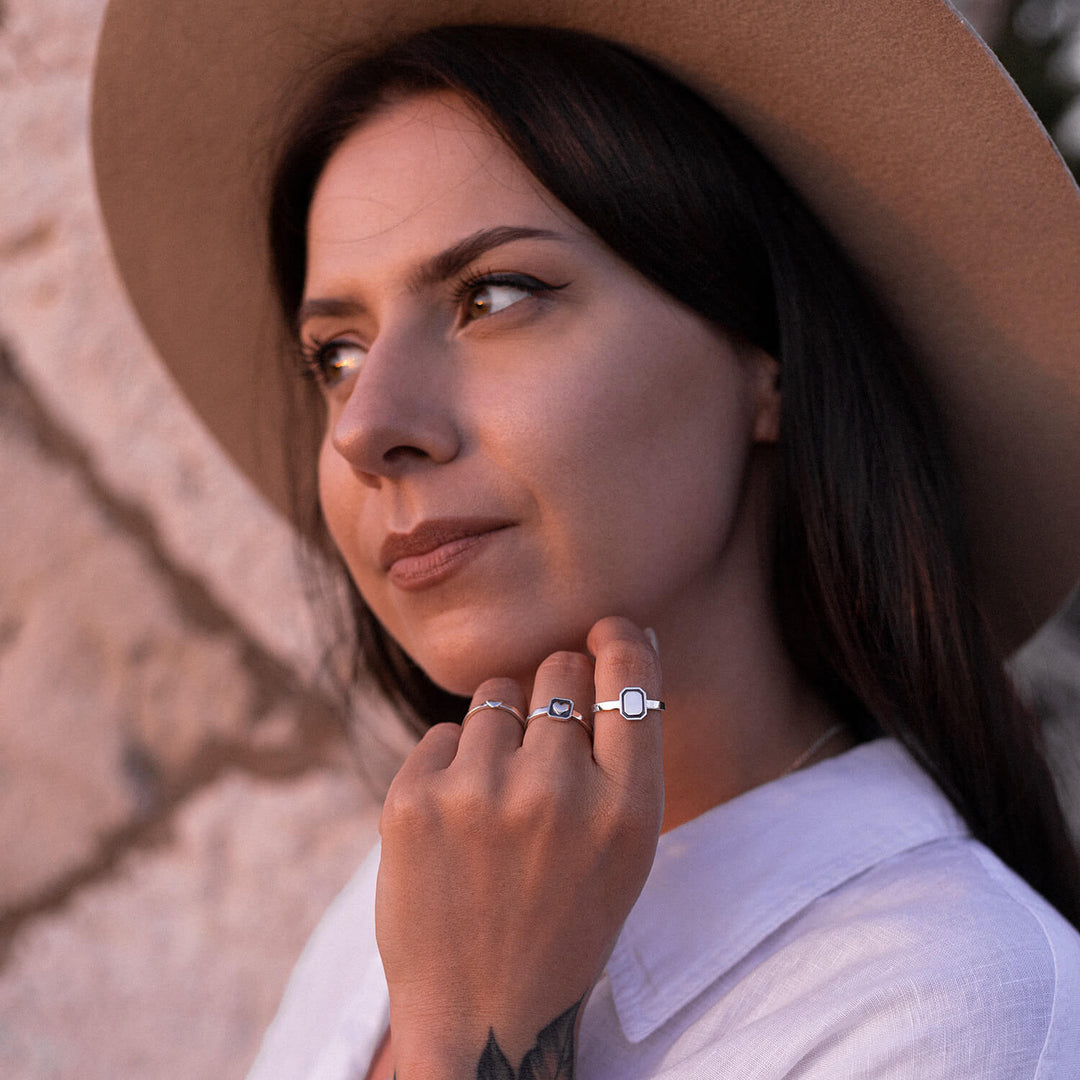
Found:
[604,738,968,1043]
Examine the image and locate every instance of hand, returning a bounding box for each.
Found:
[375,616,664,1078]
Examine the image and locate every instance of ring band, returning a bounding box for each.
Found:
[592,687,665,721]
[461,699,526,733]
[526,697,593,736]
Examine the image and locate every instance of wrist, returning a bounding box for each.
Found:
[390,994,585,1079]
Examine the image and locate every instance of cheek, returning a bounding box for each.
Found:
[316,435,369,580]
[316,436,345,533]
[585,397,749,570]
[515,322,756,598]
[573,321,752,503]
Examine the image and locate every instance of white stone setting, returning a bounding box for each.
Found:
[620,687,648,720]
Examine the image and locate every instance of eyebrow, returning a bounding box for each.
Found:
[297,225,565,330]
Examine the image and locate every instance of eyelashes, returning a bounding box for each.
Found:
[298,337,365,389]
[451,269,568,322]
[298,270,569,390]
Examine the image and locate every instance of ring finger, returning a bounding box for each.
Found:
[455,677,529,764]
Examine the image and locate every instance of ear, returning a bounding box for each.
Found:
[748,349,781,444]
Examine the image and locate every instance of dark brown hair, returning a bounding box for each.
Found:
[268,24,1080,923]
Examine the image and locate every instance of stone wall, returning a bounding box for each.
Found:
[0,1,381,1076]
[1,1,1079,1078]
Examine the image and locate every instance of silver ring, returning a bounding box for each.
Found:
[526,697,592,737]
[461,699,526,733]
[527,697,584,723]
[591,687,665,721]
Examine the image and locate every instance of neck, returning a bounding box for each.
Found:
[644,484,852,832]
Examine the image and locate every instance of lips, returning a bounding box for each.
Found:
[379,517,514,588]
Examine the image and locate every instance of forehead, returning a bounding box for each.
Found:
[307,91,578,266]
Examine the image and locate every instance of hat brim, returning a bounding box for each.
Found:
[91,0,1080,650]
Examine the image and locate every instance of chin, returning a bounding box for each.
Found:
[411,646,533,698]
[403,622,587,699]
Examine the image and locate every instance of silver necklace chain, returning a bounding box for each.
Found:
[779,722,845,778]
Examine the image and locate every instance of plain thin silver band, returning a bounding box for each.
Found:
[592,698,665,713]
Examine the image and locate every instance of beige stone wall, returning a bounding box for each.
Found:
[1,1,1079,1078]
[0,1,382,1076]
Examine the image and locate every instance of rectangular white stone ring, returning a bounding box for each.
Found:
[592,687,665,721]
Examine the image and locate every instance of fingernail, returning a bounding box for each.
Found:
[644,626,660,656]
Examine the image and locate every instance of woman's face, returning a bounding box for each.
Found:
[303,92,778,694]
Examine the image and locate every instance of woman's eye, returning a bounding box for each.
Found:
[462,280,535,321]
[303,339,365,389]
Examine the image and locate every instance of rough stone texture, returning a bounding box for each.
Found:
[0,0,318,674]
[0,354,262,906]
[0,2,384,1076]
[1,0,1079,1078]
[0,327,380,1073]
[1,418,138,907]
[0,772,379,1080]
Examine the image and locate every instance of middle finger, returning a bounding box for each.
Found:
[524,650,596,754]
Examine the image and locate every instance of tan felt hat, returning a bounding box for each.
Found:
[91,0,1080,650]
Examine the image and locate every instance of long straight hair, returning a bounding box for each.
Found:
[268,25,1080,924]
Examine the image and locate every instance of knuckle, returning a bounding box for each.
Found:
[472,676,522,706]
[418,721,464,753]
[426,720,463,742]
[380,780,432,834]
[510,769,551,815]
[454,774,500,820]
[602,640,657,687]
[536,649,593,684]
[506,766,577,829]
[383,768,502,837]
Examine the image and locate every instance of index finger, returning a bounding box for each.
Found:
[587,617,663,788]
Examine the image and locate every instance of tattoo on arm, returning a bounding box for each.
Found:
[476,997,583,1080]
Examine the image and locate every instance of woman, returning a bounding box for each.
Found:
[91,2,1080,1077]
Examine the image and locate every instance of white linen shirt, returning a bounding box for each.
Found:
[246,739,1080,1079]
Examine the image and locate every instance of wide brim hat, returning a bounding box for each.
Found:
[91,0,1080,651]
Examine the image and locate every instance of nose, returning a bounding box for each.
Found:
[329,333,461,485]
